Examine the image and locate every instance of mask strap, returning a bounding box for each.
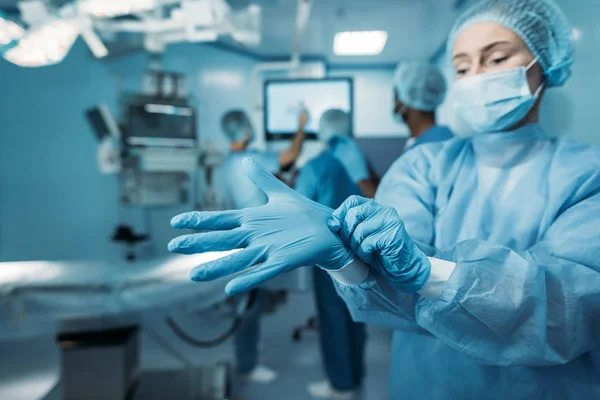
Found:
[533,82,545,98]
[525,57,544,97]
[525,57,539,71]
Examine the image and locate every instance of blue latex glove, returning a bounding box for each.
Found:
[168,157,354,294]
[329,136,369,183]
[328,195,431,293]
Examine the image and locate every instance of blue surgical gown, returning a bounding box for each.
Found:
[333,124,600,399]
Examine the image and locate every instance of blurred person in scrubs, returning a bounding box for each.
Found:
[392,61,454,151]
[220,108,308,383]
[318,109,378,198]
[294,110,365,400]
[170,0,600,397]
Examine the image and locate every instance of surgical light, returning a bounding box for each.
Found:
[333,30,388,56]
[3,19,79,67]
[78,0,158,18]
[81,29,108,58]
[0,17,25,47]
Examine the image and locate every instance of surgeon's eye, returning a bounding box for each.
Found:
[485,50,510,67]
[453,62,470,77]
[455,67,469,76]
[488,56,508,66]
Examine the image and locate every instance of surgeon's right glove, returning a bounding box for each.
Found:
[168,157,355,294]
[328,195,431,293]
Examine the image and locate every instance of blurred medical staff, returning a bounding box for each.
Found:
[319,110,378,198]
[294,121,365,400]
[392,61,454,151]
[170,0,600,398]
[221,109,307,209]
[220,108,307,383]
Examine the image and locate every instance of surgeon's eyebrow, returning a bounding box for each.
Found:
[482,40,514,53]
[452,52,469,61]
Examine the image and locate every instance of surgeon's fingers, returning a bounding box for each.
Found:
[328,195,371,233]
[340,201,383,247]
[224,258,287,294]
[171,210,242,231]
[168,228,251,254]
[355,234,379,266]
[242,157,296,199]
[348,212,385,254]
[189,246,266,282]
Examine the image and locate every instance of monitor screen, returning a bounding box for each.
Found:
[126,103,196,147]
[264,78,353,140]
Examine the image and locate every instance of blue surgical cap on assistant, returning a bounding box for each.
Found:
[319,109,351,142]
[221,110,254,143]
[393,61,447,112]
[447,0,574,88]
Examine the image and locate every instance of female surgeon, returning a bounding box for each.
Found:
[168,0,600,397]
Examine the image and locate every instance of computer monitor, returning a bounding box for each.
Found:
[125,103,196,148]
[264,78,353,141]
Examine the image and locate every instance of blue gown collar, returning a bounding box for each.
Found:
[470,124,547,168]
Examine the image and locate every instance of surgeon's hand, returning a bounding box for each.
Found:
[168,158,354,294]
[328,196,431,293]
[299,108,309,129]
[329,136,369,183]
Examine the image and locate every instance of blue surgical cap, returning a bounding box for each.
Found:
[447,0,574,88]
[319,109,351,142]
[393,61,447,112]
[221,110,254,143]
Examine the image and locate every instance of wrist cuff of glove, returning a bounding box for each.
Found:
[325,258,370,286]
[418,257,456,300]
[384,251,432,294]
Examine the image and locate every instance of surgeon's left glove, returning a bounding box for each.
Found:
[168,157,355,294]
[328,196,431,293]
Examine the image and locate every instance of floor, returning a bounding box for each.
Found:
[139,291,393,400]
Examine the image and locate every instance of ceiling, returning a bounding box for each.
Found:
[224,0,466,65]
[0,0,467,64]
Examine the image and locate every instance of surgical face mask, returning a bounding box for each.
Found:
[393,104,408,125]
[452,58,544,133]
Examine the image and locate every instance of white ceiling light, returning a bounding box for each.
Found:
[0,15,25,47]
[3,18,79,67]
[78,0,159,18]
[333,30,388,56]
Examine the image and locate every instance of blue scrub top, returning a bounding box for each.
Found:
[413,125,454,147]
[294,151,361,208]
